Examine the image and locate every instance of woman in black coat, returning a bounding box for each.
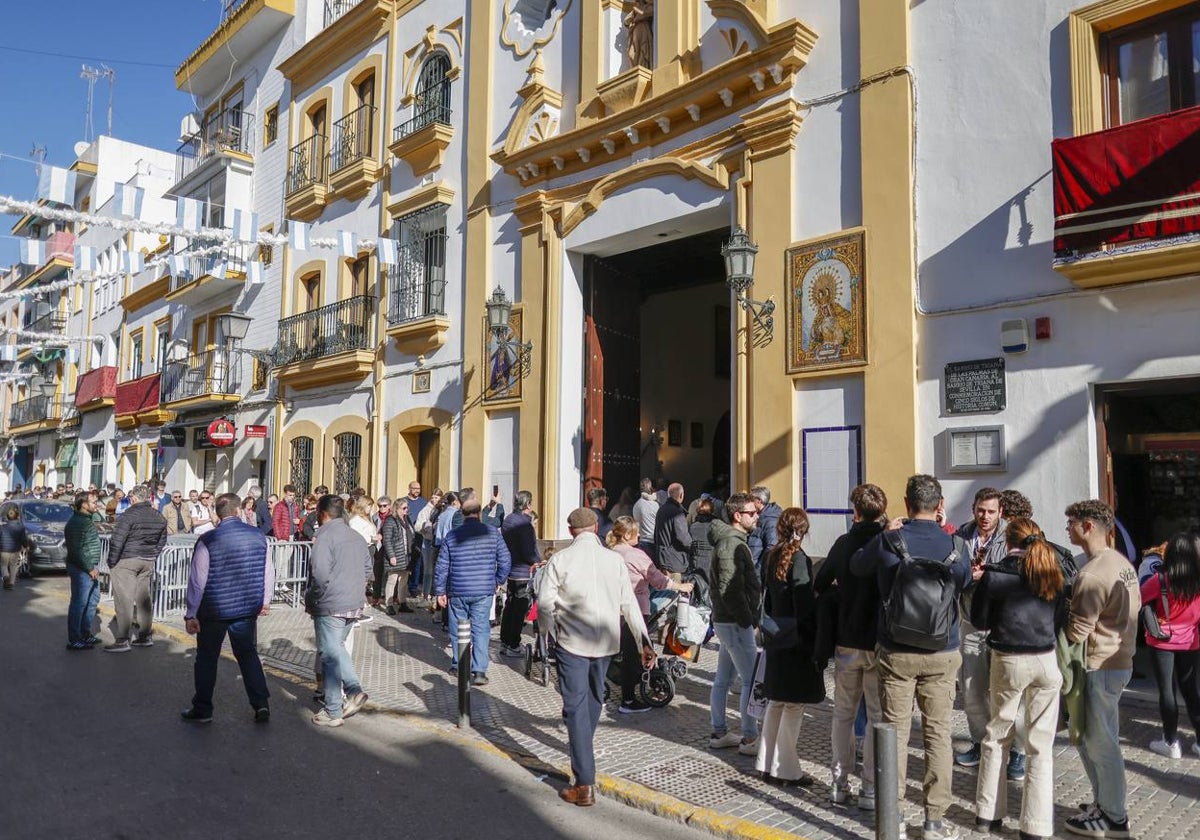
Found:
[380,499,417,614]
[755,506,825,787]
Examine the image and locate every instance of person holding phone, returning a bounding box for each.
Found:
[482,485,506,529]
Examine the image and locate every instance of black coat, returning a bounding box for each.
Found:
[688,515,714,575]
[761,546,826,704]
[380,514,415,571]
[653,498,692,574]
[108,501,168,565]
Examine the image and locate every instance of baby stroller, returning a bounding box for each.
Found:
[602,588,691,707]
[523,564,555,686]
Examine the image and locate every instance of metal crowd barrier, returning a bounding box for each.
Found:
[95,533,312,619]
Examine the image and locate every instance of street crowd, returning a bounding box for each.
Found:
[41,472,1200,840]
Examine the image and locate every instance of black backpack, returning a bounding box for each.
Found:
[881,530,964,651]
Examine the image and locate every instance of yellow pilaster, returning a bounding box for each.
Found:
[860,0,917,503]
[652,0,700,91]
[459,0,496,492]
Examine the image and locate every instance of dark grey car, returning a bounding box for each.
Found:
[5,499,72,574]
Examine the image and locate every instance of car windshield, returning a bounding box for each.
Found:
[22,503,72,525]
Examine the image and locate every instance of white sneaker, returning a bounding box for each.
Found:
[709,732,741,749]
[737,737,759,756]
[831,783,850,804]
[1150,738,1182,759]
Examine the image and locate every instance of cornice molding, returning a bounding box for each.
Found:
[387,180,456,218]
[277,0,391,93]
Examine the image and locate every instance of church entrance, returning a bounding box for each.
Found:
[582,227,733,507]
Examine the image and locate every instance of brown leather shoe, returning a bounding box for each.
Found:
[558,784,595,806]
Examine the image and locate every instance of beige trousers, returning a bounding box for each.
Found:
[755,700,806,780]
[975,650,1062,837]
[831,646,883,792]
[110,558,155,642]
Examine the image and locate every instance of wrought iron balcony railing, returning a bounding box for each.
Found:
[160,350,242,404]
[10,396,59,427]
[286,134,328,195]
[167,242,252,292]
[330,104,376,172]
[26,311,67,335]
[274,295,375,366]
[324,0,363,28]
[394,79,452,142]
[176,108,251,184]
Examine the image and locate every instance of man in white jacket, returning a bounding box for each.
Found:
[539,507,654,807]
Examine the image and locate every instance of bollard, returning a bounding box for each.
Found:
[456,619,471,728]
[874,722,899,840]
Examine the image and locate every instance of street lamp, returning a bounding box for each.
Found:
[484,287,533,393]
[217,312,253,343]
[29,373,55,401]
[722,226,774,341]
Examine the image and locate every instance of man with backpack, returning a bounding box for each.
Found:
[852,475,971,840]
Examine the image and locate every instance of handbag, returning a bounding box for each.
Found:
[1140,570,1172,641]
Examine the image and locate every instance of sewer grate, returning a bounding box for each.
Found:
[625,756,748,810]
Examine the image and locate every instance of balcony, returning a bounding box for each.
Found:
[17,231,75,290]
[175,0,295,92]
[175,108,253,188]
[324,0,363,28]
[384,260,449,354]
[328,105,381,200]
[9,396,62,434]
[1052,104,1200,288]
[26,310,66,335]
[160,350,242,412]
[389,83,453,178]
[115,373,173,429]
[284,135,329,221]
[75,366,117,412]
[273,295,376,389]
[164,243,250,306]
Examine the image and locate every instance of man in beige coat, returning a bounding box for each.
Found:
[163,491,193,536]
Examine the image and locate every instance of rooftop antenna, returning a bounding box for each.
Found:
[80,64,116,141]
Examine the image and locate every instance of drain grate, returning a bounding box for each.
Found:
[626,756,747,809]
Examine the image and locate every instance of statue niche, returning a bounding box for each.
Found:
[623,0,654,70]
[502,0,571,57]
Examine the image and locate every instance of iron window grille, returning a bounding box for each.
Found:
[385,204,448,326]
[395,53,452,141]
[290,436,314,495]
[332,432,362,495]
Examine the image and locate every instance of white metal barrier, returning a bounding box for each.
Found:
[96,534,311,618]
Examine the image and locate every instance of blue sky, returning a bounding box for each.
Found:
[0,1,226,264]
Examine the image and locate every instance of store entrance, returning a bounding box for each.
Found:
[1098,378,1200,561]
[582,227,733,506]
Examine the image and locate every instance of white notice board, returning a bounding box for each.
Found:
[802,426,862,514]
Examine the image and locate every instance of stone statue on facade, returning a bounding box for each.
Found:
[624,0,654,70]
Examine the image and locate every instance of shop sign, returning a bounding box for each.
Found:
[944,357,1006,415]
[206,418,236,448]
[243,425,268,439]
[161,426,187,448]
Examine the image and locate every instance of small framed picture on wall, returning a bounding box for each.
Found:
[667,419,682,447]
[690,422,703,448]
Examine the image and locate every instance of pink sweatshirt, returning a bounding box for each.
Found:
[612,541,670,616]
[1141,572,1200,651]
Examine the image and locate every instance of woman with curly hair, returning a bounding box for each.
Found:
[972,518,1066,840]
[754,506,824,787]
[1141,531,1200,758]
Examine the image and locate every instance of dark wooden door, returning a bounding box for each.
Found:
[583,256,642,500]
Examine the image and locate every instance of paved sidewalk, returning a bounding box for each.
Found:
[167,601,1200,840]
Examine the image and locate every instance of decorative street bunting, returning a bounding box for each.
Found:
[176,197,203,232]
[37,166,76,204]
[377,237,398,266]
[289,221,310,251]
[113,183,145,219]
[338,230,359,257]
[232,208,258,243]
[246,260,264,284]
[73,245,96,272]
[122,251,144,275]
[19,239,45,266]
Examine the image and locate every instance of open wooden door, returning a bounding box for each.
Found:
[1095,389,1115,508]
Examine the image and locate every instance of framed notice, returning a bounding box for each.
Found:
[946,426,1006,473]
[412,370,431,393]
[802,425,862,514]
[944,357,1006,415]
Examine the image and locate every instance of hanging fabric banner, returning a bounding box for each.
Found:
[376,237,398,266]
[19,239,45,266]
[113,183,145,219]
[176,197,203,232]
[37,166,77,204]
[122,251,144,275]
[232,209,258,243]
[208,259,227,281]
[73,245,96,272]
[338,230,359,258]
[168,254,186,277]
[289,221,310,251]
[246,260,264,284]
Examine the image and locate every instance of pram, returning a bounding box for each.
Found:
[602,588,691,707]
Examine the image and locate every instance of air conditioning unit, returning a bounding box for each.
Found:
[179,113,202,142]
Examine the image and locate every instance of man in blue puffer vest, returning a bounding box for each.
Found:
[435,498,511,685]
[181,492,273,723]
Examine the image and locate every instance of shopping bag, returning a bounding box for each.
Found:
[746,649,768,721]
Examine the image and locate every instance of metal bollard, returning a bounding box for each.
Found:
[874,722,900,840]
[456,619,471,728]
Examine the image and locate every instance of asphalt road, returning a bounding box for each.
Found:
[0,578,704,840]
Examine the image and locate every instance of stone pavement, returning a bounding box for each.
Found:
[162,601,1200,840]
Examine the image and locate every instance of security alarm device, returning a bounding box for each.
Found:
[1000,318,1029,354]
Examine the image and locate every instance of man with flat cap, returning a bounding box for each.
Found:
[538,506,655,806]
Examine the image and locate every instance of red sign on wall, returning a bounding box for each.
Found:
[243,425,268,439]
[206,418,236,447]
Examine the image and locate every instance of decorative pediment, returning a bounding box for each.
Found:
[401,19,464,104]
[706,0,770,60]
[503,51,565,157]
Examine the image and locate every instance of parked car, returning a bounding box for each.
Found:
[3,499,72,575]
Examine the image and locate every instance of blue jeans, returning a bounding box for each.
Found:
[710,622,759,740]
[314,616,362,718]
[191,614,270,716]
[557,646,609,786]
[1079,668,1131,823]
[66,567,100,644]
[448,594,493,674]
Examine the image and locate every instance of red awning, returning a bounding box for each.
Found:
[1052,104,1200,253]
